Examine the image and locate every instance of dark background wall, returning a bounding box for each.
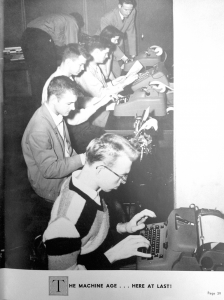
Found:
[4,0,173,67]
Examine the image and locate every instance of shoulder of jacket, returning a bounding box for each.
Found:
[26,107,55,133]
[131,8,136,16]
[102,7,118,19]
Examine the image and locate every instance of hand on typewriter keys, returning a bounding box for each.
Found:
[126,209,156,233]
[105,235,152,263]
[105,209,156,263]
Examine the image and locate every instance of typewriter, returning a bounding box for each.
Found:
[123,47,163,72]
[137,205,224,271]
[3,46,24,61]
[113,87,166,117]
[131,62,169,92]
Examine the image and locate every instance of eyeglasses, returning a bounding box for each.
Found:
[97,165,128,183]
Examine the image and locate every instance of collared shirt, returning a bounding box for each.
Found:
[71,170,101,206]
[75,61,109,98]
[88,62,108,88]
[119,11,124,21]
[45,103,70,157]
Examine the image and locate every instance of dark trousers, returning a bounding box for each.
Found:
[21,28,57,108]
[67,121,105,154]
[27,194,53,237]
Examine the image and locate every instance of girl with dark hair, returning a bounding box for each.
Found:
[99,26,124,80]
[100,25,123,45]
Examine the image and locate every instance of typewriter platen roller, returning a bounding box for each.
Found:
[195,208,224,271]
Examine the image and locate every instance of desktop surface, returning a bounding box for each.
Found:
[104,113,135,136]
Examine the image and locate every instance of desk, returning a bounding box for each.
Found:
[105,112,173,148]
[4,60,32,97]
[104,113,135,136]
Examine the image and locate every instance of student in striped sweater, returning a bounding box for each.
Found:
[43,133,156,270]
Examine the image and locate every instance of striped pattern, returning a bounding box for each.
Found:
[43,176,110,257]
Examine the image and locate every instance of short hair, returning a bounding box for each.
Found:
[62,43,90,62]
[84,35,113,54]
[100,26,123,42]
[47,76,78,101]
[119,0,136,6]
[86,133,139,167]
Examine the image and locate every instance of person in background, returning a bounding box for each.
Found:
[75,35,137,127]
[21,76,86,220]
[99,25,124,80]
[41,43,114,154]
[70,12,85,42]
[41,43,89,105]
[43,133,156,270]
[21,13,80,108]
[98,0,137,77]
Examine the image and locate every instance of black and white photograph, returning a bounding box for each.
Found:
[0,0,224,299]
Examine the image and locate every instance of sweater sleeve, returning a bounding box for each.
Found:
[78,247,112,270]
[77,230,115,270]
[43,217,82,270]
[43,217,113,270]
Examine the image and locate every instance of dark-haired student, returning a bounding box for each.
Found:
[99,25,124,80]
[98,0,137,77]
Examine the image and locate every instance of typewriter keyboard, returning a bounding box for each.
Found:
[133,71,151,85]
[139,224,166,260]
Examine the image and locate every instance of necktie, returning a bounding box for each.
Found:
[59,120,70,158]
[96,66,107,87]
